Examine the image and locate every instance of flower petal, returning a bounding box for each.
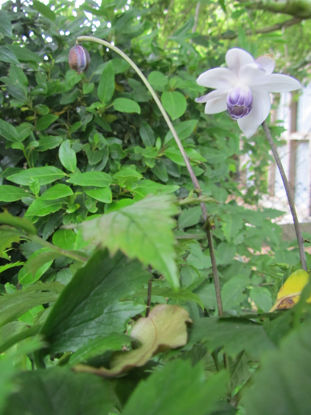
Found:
[237,91,271,137]
[196,67,236,90]
[256,55,275,74]
[202,90,227,114]
[251,73,301,92]
[226,48,255,74]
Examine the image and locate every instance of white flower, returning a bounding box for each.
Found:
[196,48,301,137]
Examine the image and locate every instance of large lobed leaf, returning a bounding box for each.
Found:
[41,249,150,353]
[3,367,115,415]
[242,317,311,415]
[75,304,191,376]
[79,195,179,288]
[121,360,228,415]
[78,194,180,288]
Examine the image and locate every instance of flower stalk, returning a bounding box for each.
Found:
[76,36,224,315]
[262,121,307,271]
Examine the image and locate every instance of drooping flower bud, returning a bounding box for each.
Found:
[226,86,253,120]
[68,45,90,73]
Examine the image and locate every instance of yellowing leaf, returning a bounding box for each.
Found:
[270,269,311,311]
[75,304,192,377]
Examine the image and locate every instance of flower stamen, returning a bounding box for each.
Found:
[226,86,253,120]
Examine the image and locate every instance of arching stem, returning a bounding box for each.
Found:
[262,121,307,271]
[77,35,224,315]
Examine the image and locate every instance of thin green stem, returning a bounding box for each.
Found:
[262,121,307,271]
[77,35,224,315]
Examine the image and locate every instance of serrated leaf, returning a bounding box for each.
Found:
[0,282,62,327]
[242,319,311,415]
[190,317,275,359]
[97,61,115,104]
[122,360,228,415]
[113,98,141,114]
[3,367,115,415]
[41,250,149,353]
[59,140,77,172]
[7,166,66,186]
[79,195,180,288]
[161,91,187,120]
[76,304,191,376]
[67,171,112,187]
[0,185,29,202]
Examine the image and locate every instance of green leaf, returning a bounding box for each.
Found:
[0,11,12,37]
[178,206,202,229]
[113,97,141,114]
[190,317,275,359]
[67,171,112,187]
[36,114,58,131]
[10,45,40,63]
[0,185,29,202]
[68,333,131,366]
[52,229,84,250]
[161,91,187,120]
[18,249,57,285]
[38,135,63,151]
[25,199,64,217]
[0,282,62,327]
[84,187,112,203]
[148,71,168,92]
[221,275,248,310]
[3,368,115,415]
[250,287,273,312]
[79,195,180,288]
[0,119,20,142]
[0,46,18,64]
[40,184,73,200]
[242,318,311,415]
[7,166,66,186]
[0,212,36,235]
[113,165,143,188]
[32,0,56,20]
[76,305,191,376]
[97,61,115,104]
[58,140,77,172]
[122,360,228,415]
[41,250,149,353]
[164,119,198,143]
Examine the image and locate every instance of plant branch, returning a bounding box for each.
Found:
[262,121,307,271]
[221,17,302,39]
[77,35,224,315]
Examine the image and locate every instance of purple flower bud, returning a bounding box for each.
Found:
[226,86,253,120]
[68,45,90,73]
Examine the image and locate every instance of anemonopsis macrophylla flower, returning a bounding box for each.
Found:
[68,45,90,73]
[196,48,301,137]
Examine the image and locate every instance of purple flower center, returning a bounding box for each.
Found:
[226,86,253,120]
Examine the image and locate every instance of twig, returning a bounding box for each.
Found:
[262,121,307,270]
[77,36,224,315]
[146,279,153,317]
